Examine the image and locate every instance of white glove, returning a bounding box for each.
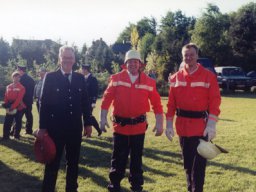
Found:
[91,103,96,108]
[165,119,174,141]
[203,118,216,141]
[153,114,164,136]
[99,109,109,132]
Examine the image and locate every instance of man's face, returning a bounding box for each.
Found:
[59,49,75,73]
[39,71,46,79]
[13,75,20,83]
[182,47,198,67]
[17,68,25,76]
[126,59,141,75]
[81,68,89,75]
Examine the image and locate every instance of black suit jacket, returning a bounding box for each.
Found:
[20,73,35,106]
[85,74,98,105]
[39,70,91,133]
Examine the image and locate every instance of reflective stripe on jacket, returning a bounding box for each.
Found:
[166,64,221,136]
[101,70,163,135]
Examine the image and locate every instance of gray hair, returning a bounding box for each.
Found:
[58,45,75,58]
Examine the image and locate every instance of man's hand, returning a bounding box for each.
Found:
[203,118,216,141]
[165,119,174,141]
[84,126,92,138]
[91,103,96,108]
[99,109,109,132]
[153,114,164,136]
[36,129,47,140]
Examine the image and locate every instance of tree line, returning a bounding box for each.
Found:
[0,3,255,97]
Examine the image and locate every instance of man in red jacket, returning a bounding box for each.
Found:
[100,50,163,192]
[1,71,26,140]
[166,43,221,192]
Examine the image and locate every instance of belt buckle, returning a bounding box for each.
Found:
[130,117,136,125]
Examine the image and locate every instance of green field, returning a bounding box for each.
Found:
[0,94,256,192]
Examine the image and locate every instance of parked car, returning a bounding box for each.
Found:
[215,66,252,92]
[246,71,256,86]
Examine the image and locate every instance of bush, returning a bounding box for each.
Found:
[95,71,110,97]
[156,79,169,96]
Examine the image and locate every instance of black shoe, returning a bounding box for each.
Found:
[14,135,20,140]
[107,184,121,192]
[131,186,143,192]
[98,130,102,136]
[25,131,33,135]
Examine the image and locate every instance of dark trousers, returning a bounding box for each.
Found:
[42,130,82,192]
[109,133,145,192]
[3,111,23,139]
[90,115,101,135]
[179,136,207,192]
[20,105,33,133]
[88,106,101,135]
[36,100,40,112]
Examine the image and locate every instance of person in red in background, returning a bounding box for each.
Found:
[100,49,164,192]
[165,43,221,192]
[1,71,26,140]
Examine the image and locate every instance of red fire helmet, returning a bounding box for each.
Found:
[34,133,56,164]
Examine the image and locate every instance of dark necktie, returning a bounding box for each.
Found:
[64,73,70,84]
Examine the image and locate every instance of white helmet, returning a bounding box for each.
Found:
[124,50,142,63]
[197,139,228,159]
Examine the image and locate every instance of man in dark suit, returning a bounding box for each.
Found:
[17,62,35,135]
[37,46,92,192]
[81,64,102,136]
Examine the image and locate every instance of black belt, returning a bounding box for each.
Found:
[176,108,208,119]
[112,115,146,126]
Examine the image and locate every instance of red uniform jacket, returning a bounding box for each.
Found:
[4,82,26,111]
[101,70,163,135]
[166,64,221,136]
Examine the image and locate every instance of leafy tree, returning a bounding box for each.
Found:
[80,43,88,64]
[191,3,232,65]
[0,37,11,66]
[130,27,139,49]
[137,17,157,37]
[155,10,195,78]
[116,24,135,43]
[111,61,121,74]
[229,2,256,70]
[86,38,114,73]
[139,33,155,62]
[116,17,157,44]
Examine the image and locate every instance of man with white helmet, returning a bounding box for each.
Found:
[100,49,164,192]
[166,43,221,192]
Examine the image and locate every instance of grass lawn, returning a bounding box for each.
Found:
[0,93,256,192]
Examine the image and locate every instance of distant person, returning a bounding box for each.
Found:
[100,50,164,192]
[148,69,157,80]
[1,71,26,140]
[17,62,35,135]
[81,64,102,136]
[37,45,92,192]
[166,43,221,192]
[34,67,47,112]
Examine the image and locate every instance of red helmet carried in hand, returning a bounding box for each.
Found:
[34,132,56,164]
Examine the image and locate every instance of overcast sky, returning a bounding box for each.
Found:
[0,0,254,48]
